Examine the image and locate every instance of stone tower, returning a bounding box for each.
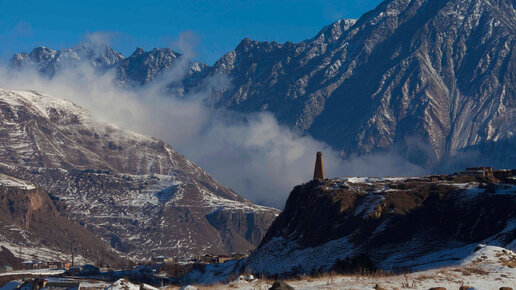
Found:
[313,152,325,180]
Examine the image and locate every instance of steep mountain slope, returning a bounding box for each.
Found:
[183,0,515,166]
[241,172,516,277]
[10,0,514,167]
[0,88,279,259]
[0,173,125,266]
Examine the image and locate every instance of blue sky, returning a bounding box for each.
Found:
[0,0,382,64]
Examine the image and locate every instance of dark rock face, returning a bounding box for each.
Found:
[116,47,180,85]
[244,173,516,276]
[0,247,23,269]
[0,176,125,266]
[206,208,278,252]
[0,88,279,259]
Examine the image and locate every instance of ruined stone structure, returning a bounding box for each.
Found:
[313,152,325,180]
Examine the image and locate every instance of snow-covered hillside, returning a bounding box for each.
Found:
[0,88,279,259]
[184,245,516,289]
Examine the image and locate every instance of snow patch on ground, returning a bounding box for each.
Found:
[0,174,35,190]
[0,268,65,277]
[339,177,411,184]
[105,278,158,290]
[11,90,89,120]
[183,246,516,289]
[353,194,385,217]
[0,240,89,270]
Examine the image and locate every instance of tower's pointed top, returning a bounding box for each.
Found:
[313,152,325,180]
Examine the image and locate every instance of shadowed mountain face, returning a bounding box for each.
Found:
[188,0,515,167]
[8,0,515,165]
[0,88,279,259]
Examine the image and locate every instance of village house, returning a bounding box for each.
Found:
[18,277,80,289]
[215,256,232,263]
[151,255,167,263]
[47,261,63,269]
[230,252,249,260]
[65,264,99,276]
[458,167,494,179]
[196,254,235,264]
[21,260,43,270]
[43,279,81,289]
[199,254,215,264]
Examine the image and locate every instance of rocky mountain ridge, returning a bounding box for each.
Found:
[240,171,516,277]
[185,0,515,167]
[0,88,279,259]
[9,44,205,86]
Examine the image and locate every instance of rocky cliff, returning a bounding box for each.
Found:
[0,88,279,259]
[242,171,516,276]
[0,173,125,266]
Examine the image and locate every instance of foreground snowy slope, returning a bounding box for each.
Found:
[0,88,279,258]
[186,245,516,289]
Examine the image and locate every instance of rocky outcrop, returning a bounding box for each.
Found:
[243,172,516,276]
[206,208,279,252]
[0,88,279,259]
[0,174,125,266]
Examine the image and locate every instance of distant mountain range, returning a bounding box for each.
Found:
[10,45,206,86]
[10,0,515,169]
[0,88,279,260]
